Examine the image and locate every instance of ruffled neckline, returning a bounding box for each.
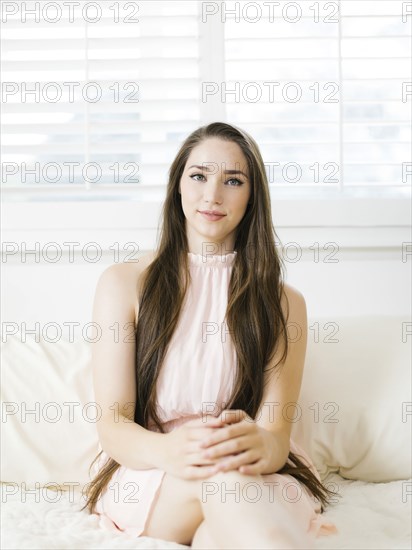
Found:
[187,250,237,267]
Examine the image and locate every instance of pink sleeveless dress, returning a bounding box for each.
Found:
[92,251,338,541]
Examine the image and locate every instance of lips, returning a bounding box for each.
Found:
[199,210,225,216]
[198,210,226,221]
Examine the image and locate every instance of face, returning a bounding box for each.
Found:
[179,137,251,255]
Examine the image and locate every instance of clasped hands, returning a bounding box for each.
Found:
[190,409,275,476]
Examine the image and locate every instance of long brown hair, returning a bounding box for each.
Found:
[82,122,339,515]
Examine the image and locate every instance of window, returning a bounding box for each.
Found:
[1,0,411,204]
[221,0,411,196]
[2,1,202,200]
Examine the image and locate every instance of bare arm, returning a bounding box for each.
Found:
[91,259,165,471]
[255,283,308,474]
[99,414,165,471]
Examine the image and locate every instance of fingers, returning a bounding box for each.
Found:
[183,412,252,458]
[184,411,249,441]
[217,409,248,424]
[200,435,248,461]
[186,411,247,429]
[238,459,266,475]
[198,410,251,446]
[185,464,220,480]
[185,415,228,442]
[186,425,224,442]
[188,415,225,428]
[185,416,225,435]
[199,420,253,449]
[213,450,262,473]
[183,440,225,466]
[188,452,219,467]
[185,439,244,469]
[184,452,265,480]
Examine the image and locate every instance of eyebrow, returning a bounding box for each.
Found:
[188,165,248,178]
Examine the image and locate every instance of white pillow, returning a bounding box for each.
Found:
[1,333,99,490]
[292,316,412,482]
[1,316,410,489]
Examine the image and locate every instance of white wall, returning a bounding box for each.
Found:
[1,198,411,341]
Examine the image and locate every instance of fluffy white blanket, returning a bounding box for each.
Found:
[1,474,411,549]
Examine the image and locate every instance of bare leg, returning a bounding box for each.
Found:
[198,470,310,549]
[141,473,203,545]
[142,470,311,549]
[191,520,220,549]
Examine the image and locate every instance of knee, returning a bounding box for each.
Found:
[183,469,263,507]
[191,520,219,550]
[196,469,262,505]
[207,469,262,486]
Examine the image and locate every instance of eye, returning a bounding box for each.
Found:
[226,178,243,186]
[190,173,206,181]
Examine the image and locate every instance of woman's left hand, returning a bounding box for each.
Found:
[198,409,275,475]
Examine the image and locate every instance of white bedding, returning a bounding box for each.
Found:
[1,473,411,549]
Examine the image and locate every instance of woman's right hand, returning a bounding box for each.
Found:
[158,415,231,480]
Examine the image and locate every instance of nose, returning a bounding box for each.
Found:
[203,176,223,204]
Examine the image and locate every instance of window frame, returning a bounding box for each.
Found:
[1,1,411,240]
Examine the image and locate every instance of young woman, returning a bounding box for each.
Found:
[82,122,338,549]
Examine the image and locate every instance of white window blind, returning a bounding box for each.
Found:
[1,0,411,200]
[1,0,202,199]
[223,0,411,192]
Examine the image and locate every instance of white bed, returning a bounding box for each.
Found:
[1,474,410,549]
[1,315,411,549]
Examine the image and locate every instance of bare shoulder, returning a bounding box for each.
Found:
[101,249,156,282]
[99,250,157,324]
[280,282,307,322]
